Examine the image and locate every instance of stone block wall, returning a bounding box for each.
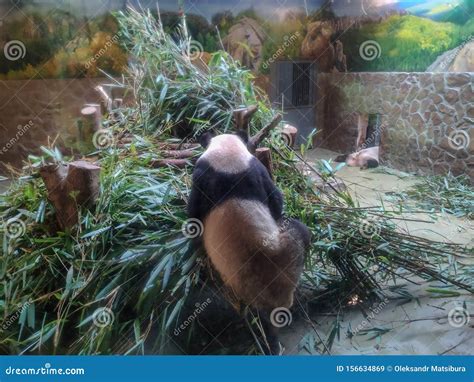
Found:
[315,72,473,181]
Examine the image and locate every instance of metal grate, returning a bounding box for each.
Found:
[366,113,382,147]
[291,63,311,107]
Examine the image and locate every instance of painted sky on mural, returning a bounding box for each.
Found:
[131,0,464,19]
[2,0,464,19]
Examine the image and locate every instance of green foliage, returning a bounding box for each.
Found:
[117,7,272,137]
[341,15,474,72]
[0,11,126,79]
[386,174,474,219]
[211,10,235,35]
[259,20,305,74]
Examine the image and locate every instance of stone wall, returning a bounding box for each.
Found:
[315,72,473,180]
[0,78,109,173]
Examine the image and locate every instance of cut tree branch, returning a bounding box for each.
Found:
[248,114,283,153]
[234,105,258,131]
[255,147,273,178]
[40,161,100,230]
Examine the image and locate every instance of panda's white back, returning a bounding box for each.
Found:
[199,134,253,174]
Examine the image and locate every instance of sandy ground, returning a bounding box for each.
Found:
[279,148,474,355]
[307,148,473,248]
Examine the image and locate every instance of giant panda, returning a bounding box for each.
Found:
[187,131,311,353]
[334,146,379,170]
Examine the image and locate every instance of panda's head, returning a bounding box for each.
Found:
[198,131,253,174]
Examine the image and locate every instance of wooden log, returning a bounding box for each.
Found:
[81,105,101,134]
[84,103,101,112]
[248,114,283,153]
[112,98,123,109]
[150,158,195,168]
[282,124,298,148]
[157,143,200,150]
[80,105,102,148]
[111,98,123,121]
[40,161,101,230]
[233,105,258,131]
[117,134,200,150]
[255,147,273,178]
[161,149,196,159]
[94,85,113,114]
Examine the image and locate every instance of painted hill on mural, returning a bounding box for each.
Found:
[340,14,474,71]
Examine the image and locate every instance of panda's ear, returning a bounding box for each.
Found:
[198,132,214,148]
[235,130,249,144]
[366,159,379,169]
[334,154,347,163]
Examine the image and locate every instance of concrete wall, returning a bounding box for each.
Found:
[316,72,473,180]
[0,78,107,173]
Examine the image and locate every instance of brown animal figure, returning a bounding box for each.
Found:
[334,40,347,72]
[301,21,335,72]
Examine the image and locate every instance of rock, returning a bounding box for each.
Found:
[433,76,445,92]
[446,73,471,87]
[223,17,265,71]
[411,113,425,131]
[460,85,474,103]
[438,102,455,116]
[431,94,443,104]
[406,86,419,102]
[431,112,442,126]
[450,41,474,72]
[334,40,347,72]
[444,89,459,104]
[451,160,467,175]
[409,100,420,114]
[467,107,474,118]
[429,146,443,160]
[427,40,474,73]
[416,88,429,100]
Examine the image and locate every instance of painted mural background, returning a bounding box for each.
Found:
[0,0,473,80]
